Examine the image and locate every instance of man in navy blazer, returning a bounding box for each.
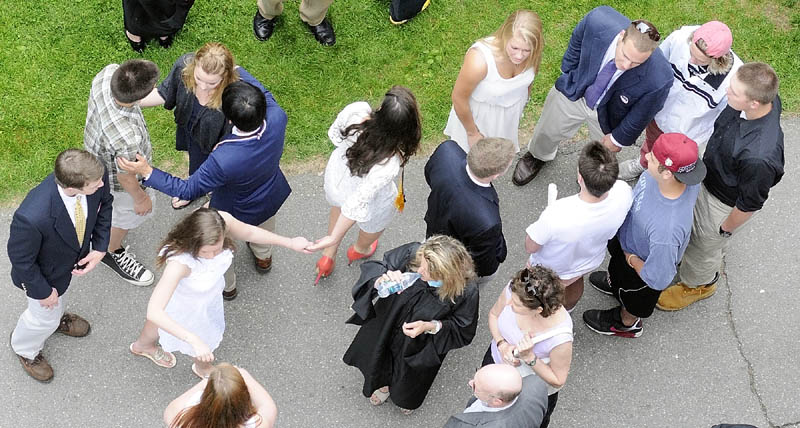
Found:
[8,149,112,382]
[424,138,515,282]
[118,78,291,300]
[513,5,672,186]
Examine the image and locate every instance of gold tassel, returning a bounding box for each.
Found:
[395,167,406,212]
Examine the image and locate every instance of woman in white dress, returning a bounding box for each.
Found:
[164,363,277,428]
[308,86,422,284]
[444,10,544,152]
[129,208,311,378]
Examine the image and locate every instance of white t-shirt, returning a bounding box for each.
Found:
[526,180,633,279]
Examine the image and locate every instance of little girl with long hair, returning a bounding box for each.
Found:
[129,208,310,378]
[308,86,422,284]
[164,363,277,428]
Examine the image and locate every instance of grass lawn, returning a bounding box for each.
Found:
[0,0,797,203]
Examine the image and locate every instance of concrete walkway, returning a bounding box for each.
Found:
[0,118,796,427]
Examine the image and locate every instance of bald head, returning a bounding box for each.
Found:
[475,364,523,406]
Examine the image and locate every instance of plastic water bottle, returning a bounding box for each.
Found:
[376,272,422,298]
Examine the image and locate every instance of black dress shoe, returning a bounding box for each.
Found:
[253,11,277,41]
[158,34,174,49]
[512,152,547,186]
[306,17,335,46]
[126,34,146,53]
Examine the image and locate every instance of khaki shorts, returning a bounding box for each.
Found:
[111,188,155,230]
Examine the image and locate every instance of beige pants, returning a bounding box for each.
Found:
[257,0,333,25]
[678,184,755,287]
[526,86,604,161]
[11,295,65,359]
[223,215,277,292]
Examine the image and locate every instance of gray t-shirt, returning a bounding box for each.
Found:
[619,173,700,290]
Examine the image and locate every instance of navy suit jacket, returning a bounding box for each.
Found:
[424,140,506,277]
[555,5,672,146]
[145,70,291,226]
[8,172,112,299]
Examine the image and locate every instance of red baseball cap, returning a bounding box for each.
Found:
[652,133,707,185]
[693,21,733,58]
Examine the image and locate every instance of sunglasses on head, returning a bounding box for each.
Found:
[520,269,545,307]
[633,20,661,42]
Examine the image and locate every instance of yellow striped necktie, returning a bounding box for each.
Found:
[75,195,85,246]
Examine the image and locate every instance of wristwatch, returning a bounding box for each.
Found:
[719,226,732,238]
[524,354,537,367]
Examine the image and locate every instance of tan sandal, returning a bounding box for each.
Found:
[370,387,390,406]
[129,343,176,368]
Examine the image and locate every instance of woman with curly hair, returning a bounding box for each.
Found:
[308,86,422,284]
[344,235,480,414]
[164,363,277,428]
[484,265,573,428]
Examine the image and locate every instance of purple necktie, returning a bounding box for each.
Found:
[583,59,618,109]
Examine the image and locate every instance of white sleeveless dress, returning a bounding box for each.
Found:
[444,39,536,153]
[158,249,234,356]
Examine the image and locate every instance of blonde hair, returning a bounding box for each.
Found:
[687,33,734,75]
[467,137,515,179]
[409,235,475,301]
[485,10,544,74]
[182,42,240,110]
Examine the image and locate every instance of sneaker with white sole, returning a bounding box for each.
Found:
[618,159,646,182]
[102,246,154,286]
[582,306,643,338]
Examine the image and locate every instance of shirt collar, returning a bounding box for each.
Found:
[466,165,490,187]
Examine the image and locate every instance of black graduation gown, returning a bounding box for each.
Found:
[343,242,480,410]
[122,0,194,39]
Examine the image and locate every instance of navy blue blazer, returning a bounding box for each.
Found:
[8,172,113,299]
[145,71,291,226]
[555,5,672,146]
[424,140,506,277]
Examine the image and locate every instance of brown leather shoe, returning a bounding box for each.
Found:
[222,287,238,301]
[255,256,272,274]
[17,352,54,383]
[57,313,90,337]
[512,152,547,186]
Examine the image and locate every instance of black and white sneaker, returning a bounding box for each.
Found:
[582,307,643,338]
[102,246,154,286]
[589,271,615,296]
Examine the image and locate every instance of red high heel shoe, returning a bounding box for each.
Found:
[314,256,335,285]
[347,240,378,266]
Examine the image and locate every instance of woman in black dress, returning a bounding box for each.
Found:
[344,235,480,414]
[123,0,195,52]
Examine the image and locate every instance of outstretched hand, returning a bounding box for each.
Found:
[305,235,337,252]
[287,237,314,254]
[116,153,153,177]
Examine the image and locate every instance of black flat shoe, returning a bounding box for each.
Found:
[158,34,174,49]
[126,34,146,53]
[306,17,335,46]
[253,11,277,41]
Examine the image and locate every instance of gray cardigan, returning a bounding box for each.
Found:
[157,53,232,154]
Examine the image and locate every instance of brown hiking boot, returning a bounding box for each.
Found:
[17,352,54,383]
[57,313,91,337]
[255,256,272,274]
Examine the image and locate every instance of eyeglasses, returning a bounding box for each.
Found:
[633,20,661,42]
[520,269,546,308]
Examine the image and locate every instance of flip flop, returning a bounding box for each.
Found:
[370,387,390,406]
[171,197,193,210]
[129,343,176,368]
[191,362,210,379]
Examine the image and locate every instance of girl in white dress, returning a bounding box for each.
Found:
[129,208,311,378]
[309,86,422,284]
[444,10,544,152]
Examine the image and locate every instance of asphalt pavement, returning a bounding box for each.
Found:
[0,118,797,428]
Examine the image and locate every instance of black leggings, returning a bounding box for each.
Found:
[481,343,559,428]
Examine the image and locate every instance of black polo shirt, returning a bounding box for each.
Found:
[702,97,784,212]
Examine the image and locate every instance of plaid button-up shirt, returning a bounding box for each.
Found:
[84,64,152,192]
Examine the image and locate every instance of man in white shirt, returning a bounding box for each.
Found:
[526,141,633,310]
[8,149,112,382]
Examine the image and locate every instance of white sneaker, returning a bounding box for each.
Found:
[618,159,645,181]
